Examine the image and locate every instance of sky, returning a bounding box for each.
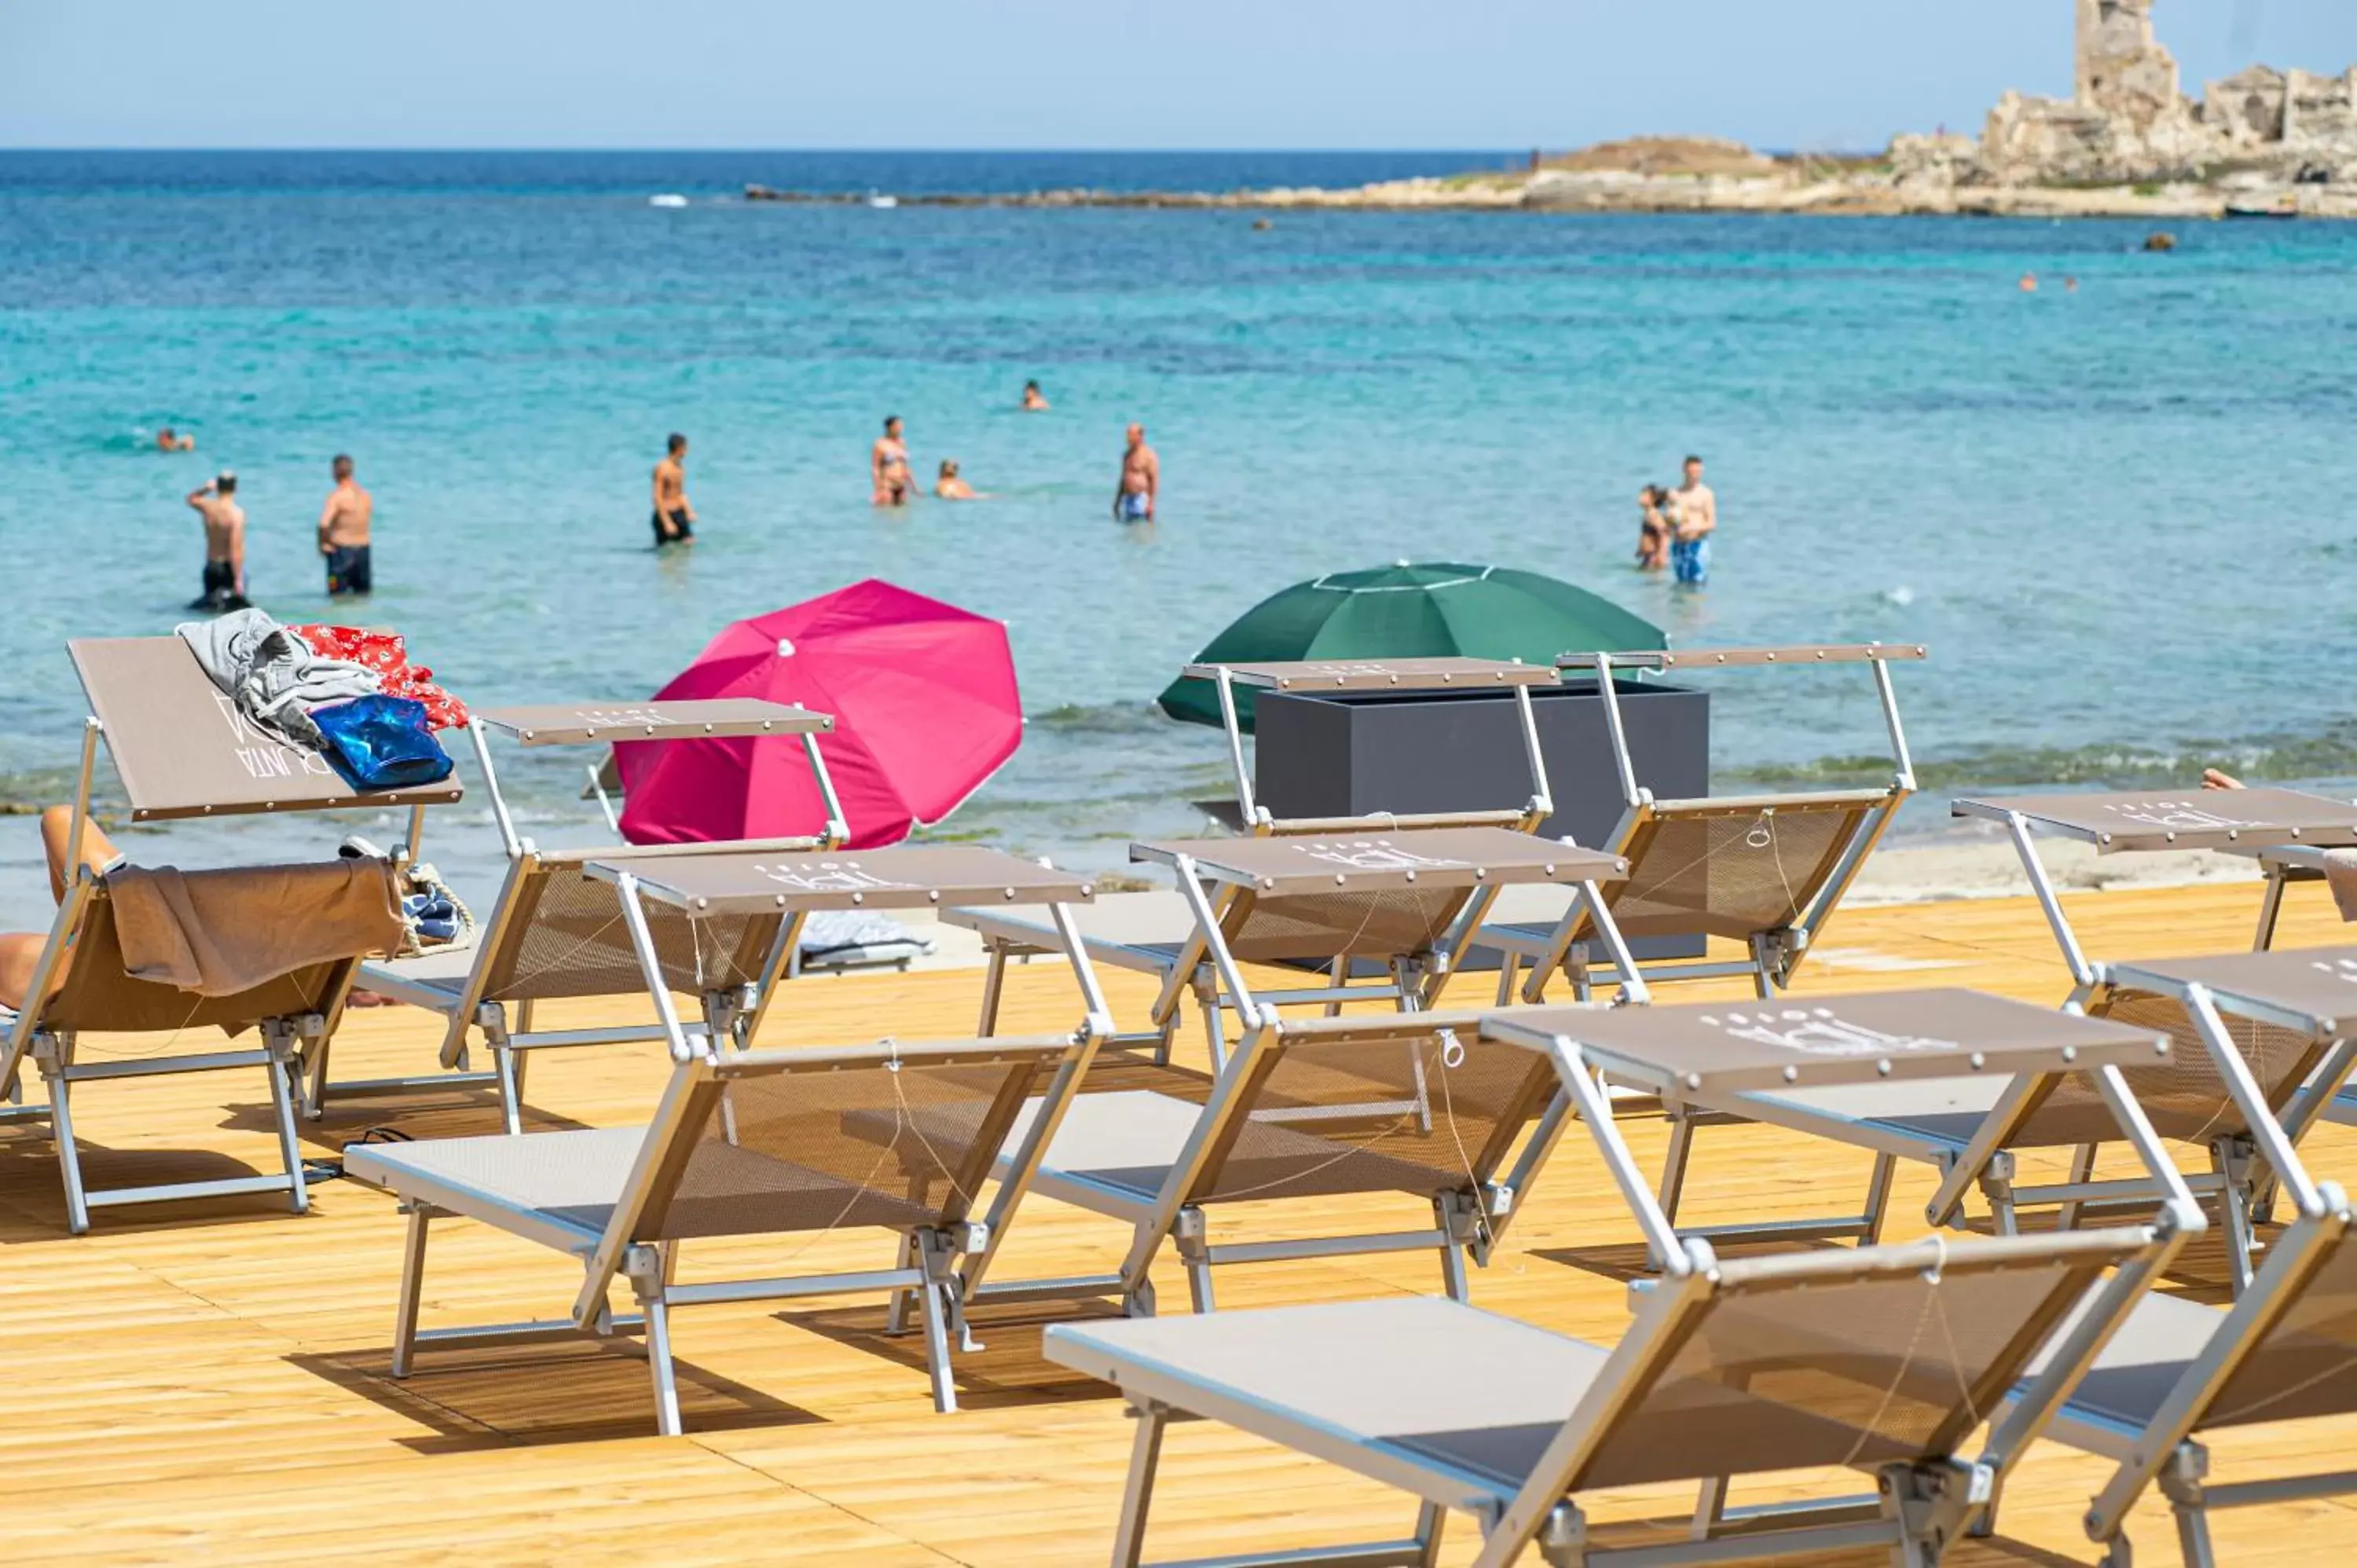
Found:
[4,0,2354,152]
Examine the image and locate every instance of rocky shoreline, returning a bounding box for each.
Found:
[748,5,2356,222]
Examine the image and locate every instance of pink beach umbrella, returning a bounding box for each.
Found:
[616,578,1021,849]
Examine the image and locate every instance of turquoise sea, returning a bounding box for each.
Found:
[2,150,2352,928]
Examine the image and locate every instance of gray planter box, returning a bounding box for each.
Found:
[1253,679,1710,963]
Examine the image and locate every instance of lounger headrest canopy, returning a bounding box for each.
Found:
[70,636,466,821]
[584,843,1096,915]
[1953,788,2357,854]
[1180,657,1556,692]
[1483,987,2170,1097]
[477,698,832,746]
[1556,643,1927,672]
[1131,827,1626,893]
[2106,947,2357,1034]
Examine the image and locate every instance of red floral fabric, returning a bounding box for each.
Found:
[290,625,471,731]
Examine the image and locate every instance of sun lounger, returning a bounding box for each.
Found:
[1047,991,2186,1568]
[2020,1031,2356,1568]
[954,659,1562,1061]
[343,841,1106,1431]
[954,825,1635,1072]
[347,1031,1102,1431]
[965,1008,1571,1317]
[1477,645,1924,1004]
[0,636,464,1232]
[343,701,841,1131]
[1613,974,2313,1285]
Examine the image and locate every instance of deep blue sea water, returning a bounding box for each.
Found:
[2,150,2352,925]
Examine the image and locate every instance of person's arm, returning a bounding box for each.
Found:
[229,515,247,594]
[1695,492,1717,537]
[317,493,339,554]
[186,484,212,511]
[1144,453,1160,516]
[652,465,666,515]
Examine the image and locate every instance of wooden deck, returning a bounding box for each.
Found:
[6,876,2355,1565]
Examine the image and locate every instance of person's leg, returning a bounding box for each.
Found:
[41,804,118,904]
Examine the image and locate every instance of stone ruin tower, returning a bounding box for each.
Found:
[1981,0,2357,184]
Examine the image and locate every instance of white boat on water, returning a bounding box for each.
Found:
[867,191,898,209]
[648,192,689,208]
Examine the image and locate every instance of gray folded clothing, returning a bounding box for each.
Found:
[108,858,405,997]
[177,607,379,752]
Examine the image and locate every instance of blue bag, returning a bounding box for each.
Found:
[311,694,455,793]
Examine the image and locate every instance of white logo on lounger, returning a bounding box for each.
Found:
[1700,1006,1959,1058]
[1296,661,1406,678]
[2101,800,2262,832]
[2308,958,2357,987]
[576,706,673,728]
[754,860,915,895]
[1292,840,1471,873]
[212,694,335,782]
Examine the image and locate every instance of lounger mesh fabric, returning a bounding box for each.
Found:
[2002,987,2322,1148]
[42,888,343,1033]
[1604,806,1866,941]
[1570,1255,2106,1489]
[1192,1027,1552,1205]
[641,1062,1014,1239]
[2201,1233,2357,1429]
[488,869,769,1003]
[1222,887,1468,965]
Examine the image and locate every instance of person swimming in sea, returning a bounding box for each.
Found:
[1113,423,1157,524]
[934,459,987,500]
[1021,379,1050,412]
[871,415,914,506]
[156,426,195,452]
[1635,484,1672,571]
[651,432,696,545]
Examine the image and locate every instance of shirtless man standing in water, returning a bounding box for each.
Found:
[871,416,914,506]
[1113,423,1158,523]
[1670,453,1717,586]
[187,472,248,610]
[318,453,373,595]
[651,433,695,544]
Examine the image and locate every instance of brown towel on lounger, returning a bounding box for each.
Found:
[2324,849,2357,923]
[106,859,404,997]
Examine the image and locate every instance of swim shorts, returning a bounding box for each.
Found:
[189,559,248,613]
[1116,491,1151,523]
[325,544,372,595]
[652,507,694,544]
[1672,537,1710,585]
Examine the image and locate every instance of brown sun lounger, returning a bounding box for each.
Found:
[344,701,840,1130]
[346,1030,1102,1431]
[1476,645,1924,1004]
[954,826,1634,1072]
[964,1008,1569,1317]
[0,636,462,1233]
[1050,1222,2172,1564]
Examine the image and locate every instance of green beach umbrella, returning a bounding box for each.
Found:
[1157,561,1666,730]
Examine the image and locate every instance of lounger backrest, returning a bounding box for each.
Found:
[622,1038,1077,1241]
[473,849,790,1004]
[2015,987,2327,1146]
[1188,1013,1555,1206]
[1561,1232,2140,1491]
[2194,1219,2357,1431]
[1601,793,1886,942]
[38,883,352,1034]
[1216,884,1479,964]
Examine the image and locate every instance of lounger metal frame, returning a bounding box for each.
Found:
[1483,644,1923,1005]
[1054,1002,2194,1568]
[339,703,846,1131]
[2236,842,2357,1129]
[363,863,1115,1432]
[0,636,464,1232]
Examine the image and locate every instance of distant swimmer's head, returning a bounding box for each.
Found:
[1126,422,1145,448]
[939,460,959,478]
[668,432,687,456]
[214,471,237,495]
[332,453,354,482]
[1683,455,1703,482]
[1024,380,1040,394]
[884,415,903,438]
[157,427,176,449]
